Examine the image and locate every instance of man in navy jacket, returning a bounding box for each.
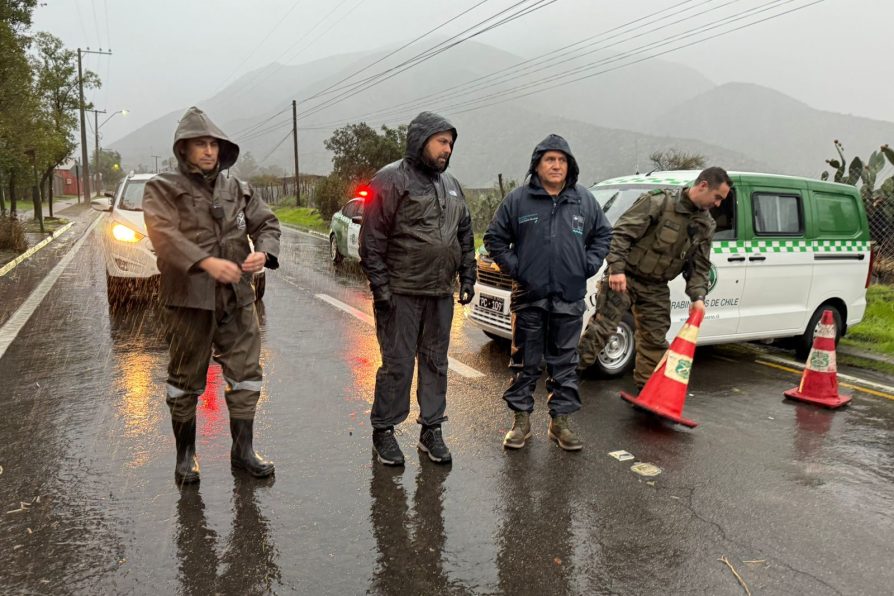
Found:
[484,134,612,451]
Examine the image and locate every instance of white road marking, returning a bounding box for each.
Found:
[757,353,894,394]
[0,217,101,362]
[314,293,484,379]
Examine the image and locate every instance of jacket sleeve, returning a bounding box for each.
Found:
[241,180,282,270]
[359,170,401,302]
[605,193,659,275]
[483,192,518,277]
[582,188,613,277]
[143,177,210,273]
[685,220,716,301]
[457,188,476,286]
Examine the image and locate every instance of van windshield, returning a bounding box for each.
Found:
[118,180,148,211]
[590,185,684,225]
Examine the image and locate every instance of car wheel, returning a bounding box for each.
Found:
[329,234,344,264]
[795,303,843,360]
[483,330,510,344]
[106,273,127,307]
[254,271,266,301]
[589,312,636,378]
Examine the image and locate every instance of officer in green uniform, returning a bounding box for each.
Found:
[578,167,732,389]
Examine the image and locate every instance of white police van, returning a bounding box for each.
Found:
[466,171,875,376]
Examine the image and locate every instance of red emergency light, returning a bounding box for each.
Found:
[354,184,371,201]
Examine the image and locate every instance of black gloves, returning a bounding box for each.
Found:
[374,296,392,315]
[457,282,475,305]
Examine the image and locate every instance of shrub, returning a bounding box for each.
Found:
[0,217,27,253]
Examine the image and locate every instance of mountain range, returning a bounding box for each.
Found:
[109,40,892,188]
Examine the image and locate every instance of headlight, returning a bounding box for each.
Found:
[111,223,144,243]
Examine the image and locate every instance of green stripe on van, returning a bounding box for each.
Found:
[712,240,870,254]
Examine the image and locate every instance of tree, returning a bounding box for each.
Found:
[30,32,100,214]
[91,148,124,188]
[233,151,259,179]
[324,122,407,182]
[648,149,706,172]
[0,17,38,217]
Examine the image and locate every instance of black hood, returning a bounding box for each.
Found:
[527,134,580,188]
[173,106,240,172]
[405,111,457,172]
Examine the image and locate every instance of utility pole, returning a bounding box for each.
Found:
[292,99,300,207]
[88,108,106,193]
[77,47,111,202]
[151,155,160,173]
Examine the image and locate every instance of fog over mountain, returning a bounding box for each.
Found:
[109,40,889,188]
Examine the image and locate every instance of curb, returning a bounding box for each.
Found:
[0,221,76,278]
[281,222,329,240]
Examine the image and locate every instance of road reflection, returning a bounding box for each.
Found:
[369,459,454,593]
[496,450,574,594]
[175,477,280,594]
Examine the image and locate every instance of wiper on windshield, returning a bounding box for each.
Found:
[602,192,619,213]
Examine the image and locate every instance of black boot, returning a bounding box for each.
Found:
[230,418,275,478]
[172,418,200,485]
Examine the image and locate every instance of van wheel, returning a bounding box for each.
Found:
[795,304,843,360]
[590,312,636,378]
[330,234,344,264]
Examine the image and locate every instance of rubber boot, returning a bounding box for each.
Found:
[230,418,275,478]
[172,418,200,484]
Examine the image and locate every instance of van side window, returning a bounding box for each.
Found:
[814,192,859,235]
[709,187,736,240]
[752,192,802,235]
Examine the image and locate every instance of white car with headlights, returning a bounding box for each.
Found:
[92,173,265,306]
[92,174,160,305]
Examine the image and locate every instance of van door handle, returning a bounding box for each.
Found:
[727,256,746,262]
[749,256,766,262]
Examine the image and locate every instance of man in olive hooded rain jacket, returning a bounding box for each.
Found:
[144,106,281,484]
[359,111,476,467]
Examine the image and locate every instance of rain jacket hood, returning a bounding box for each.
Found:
[173,106,240,174]
[528,134,580,189]
[405,111,457,173]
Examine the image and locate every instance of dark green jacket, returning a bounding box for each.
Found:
[606,188,715,301]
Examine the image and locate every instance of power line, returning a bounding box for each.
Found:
[307,0,813,128]
[303,0,492,103]
[216,0,358,111]
[238,118,294,143]
[258,130,293,164]
[298,0,557,117]
[297,0,561,119]
[426,0,826,118]
[211,0,307,96]
[230,107,292,138]
[310,0,713,127]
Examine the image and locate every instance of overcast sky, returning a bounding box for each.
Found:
[32,0,892,146]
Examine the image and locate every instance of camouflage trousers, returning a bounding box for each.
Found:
[578,274,671,386]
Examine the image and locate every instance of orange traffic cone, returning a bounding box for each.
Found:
[784,310,851,409]
[620,309,704,428]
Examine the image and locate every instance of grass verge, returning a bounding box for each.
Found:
[272,206,329,234]
[23,216,69,234]
[841,284,894,356]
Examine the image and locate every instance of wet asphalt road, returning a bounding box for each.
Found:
[1,215,893,595]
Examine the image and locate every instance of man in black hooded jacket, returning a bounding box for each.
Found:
[359,111,476,466]
[484,135,612,451]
